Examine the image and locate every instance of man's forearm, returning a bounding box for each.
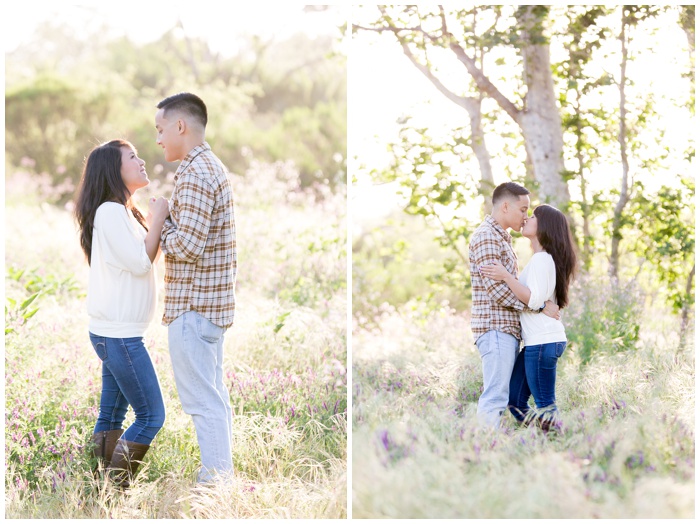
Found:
[161,216,208,262]
[490,282,527,311]
[503,273,532,305]
[490,282,541,312]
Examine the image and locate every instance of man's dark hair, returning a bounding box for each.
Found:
[157,92,208,128]
[492,182,529,205]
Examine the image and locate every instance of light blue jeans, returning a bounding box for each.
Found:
[475,330,520,428]
[169,311,233,483]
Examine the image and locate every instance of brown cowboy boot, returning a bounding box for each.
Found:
[90,429,124,476]
[107,439,150,489]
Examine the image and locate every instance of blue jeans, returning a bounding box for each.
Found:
[508,341,567,422]
[89,333,166,445]
[476,331,520,428]
[168,311,233,483]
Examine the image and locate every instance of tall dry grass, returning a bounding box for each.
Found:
[352,299,694,519]
[5,161,347,518]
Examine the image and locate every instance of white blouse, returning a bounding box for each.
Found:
[87,202,156,338]
[519,251,567,346]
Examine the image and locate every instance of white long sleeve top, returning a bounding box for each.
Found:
[87,202,156,337]
[519,251,567,346]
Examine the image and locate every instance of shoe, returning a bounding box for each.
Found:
[536,413,561,434]
[90,429,124,475]
[107,439,150,489]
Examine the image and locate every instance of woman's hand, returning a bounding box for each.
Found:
[147,196,170,225]
[145,197,169,262]
[479,260,510,281]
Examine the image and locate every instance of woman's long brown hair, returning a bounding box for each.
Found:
[533,204,577,308]
[74,140,147,265]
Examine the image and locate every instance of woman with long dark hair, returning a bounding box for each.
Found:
[479,204,577,431]
[74,139,170,487]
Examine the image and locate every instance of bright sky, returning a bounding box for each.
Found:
[3,3,345,54]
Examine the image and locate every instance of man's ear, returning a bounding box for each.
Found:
[177,119,185,134]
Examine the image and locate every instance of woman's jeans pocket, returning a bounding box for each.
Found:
[554,341,567,358]
[89,333,107,361]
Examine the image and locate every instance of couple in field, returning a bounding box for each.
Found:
[74,92,236,487]
[469,182,577,431]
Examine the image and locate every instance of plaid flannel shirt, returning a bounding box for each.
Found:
[161,142,236,328]
[469,215,535,343]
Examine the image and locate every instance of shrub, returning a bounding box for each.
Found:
[565,274,644,365]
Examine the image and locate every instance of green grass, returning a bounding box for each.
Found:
[352,301,694,519]
[5,165,347,518]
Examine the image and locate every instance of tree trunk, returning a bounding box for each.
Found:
[575,90,593,269]
[389,20,495,215]
[678,5,695,56]
[515,6,570,210]
[176,18,200,83]
[465,96,494,215]
[680,263,695,344]
[610,8,630,280]
[371,6,571,213]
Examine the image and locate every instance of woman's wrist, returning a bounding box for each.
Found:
[150,216,167,228]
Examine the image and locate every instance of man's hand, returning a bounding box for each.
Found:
[542,300,560,320]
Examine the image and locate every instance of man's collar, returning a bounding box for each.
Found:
[485,215,512,242]
[182,141,210,163]
[175,142,210,176]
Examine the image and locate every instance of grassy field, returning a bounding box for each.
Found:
[352,299,694,519]
[5,162,347,518]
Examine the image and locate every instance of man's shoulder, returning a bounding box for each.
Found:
[470,220,500,245]
[188,148,225,170]
[180,152,226,184]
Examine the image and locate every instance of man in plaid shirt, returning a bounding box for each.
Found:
[469,182,558,428]
[155,92,236,482]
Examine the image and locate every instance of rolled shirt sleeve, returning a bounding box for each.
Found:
[161,171,215,263]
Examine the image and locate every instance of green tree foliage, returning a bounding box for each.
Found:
[355,5,572,209]
[554,6,613,269]
[367,123,486,297]
[627,179,695,316]
[5,76,112,189]
[352,211,470,327]
[5,18,346,201]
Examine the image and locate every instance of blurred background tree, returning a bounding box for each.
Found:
[5,10,347,202]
